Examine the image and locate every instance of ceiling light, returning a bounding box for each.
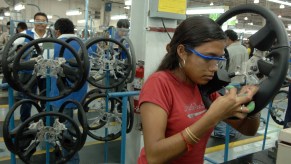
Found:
[186,6,228,15]
[29,19,34,22]
[14,2,25,11]
[0,16,3,20]
[66,9,82,16]
[288,24,291,30]
[4,11,10,16]
[125,0,132,6]
[124,6,130,9]
[210,2,214,6]
[111,14,128,20]
[254,0,259,3]
[47,15,52,19]
[267,0,291,6]
[77,19,85,23]
[244,17,248,20]
[278,14,282,18]
[279,4,285,8]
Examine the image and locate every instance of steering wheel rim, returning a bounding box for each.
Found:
[2,99,42,154]
[58,100,88,150]
[85,37,132,89]
[216,4,290,115]
[120,36,136,83]
[14,111,81,164]
[12,38,85,101]
[82,94,124,141]
[1,33,36,91]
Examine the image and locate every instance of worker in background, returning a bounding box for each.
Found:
[16,22,28,33]
[51,17,88,164]
[0,21,10,50]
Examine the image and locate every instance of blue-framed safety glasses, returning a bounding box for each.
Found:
[185,45,226,61]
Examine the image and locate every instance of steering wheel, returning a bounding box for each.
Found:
[58,100,88,150]
[14,111,81,164]
[1,33,37,91]
[85,38,132,89]
[2,99,43,154]
[215,4,290,115]
[82,94,126,141]
[12,38,86,101]
[120,36,136,83]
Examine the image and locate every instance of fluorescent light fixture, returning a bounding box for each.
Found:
[0,16,3,20]
[47,15,52,19]
[288,24,291,30]
[210,2,214,6]
[66,9,82,16]
[244,17,248,20]
[278,14,282,18]
[4,11,10,16]
[125,0,132,6]
[254,0,259,3]
[233,28,258,35]
[14,2,25,11]
[124,6,130,9]
[186,6,228,15]
[267,0,291,6]
[29,19,34,22]
[111,14,128,20]
[280,4,285,8]
[77,19,85,23]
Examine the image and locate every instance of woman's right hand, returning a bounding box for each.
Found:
[207,85,259,122]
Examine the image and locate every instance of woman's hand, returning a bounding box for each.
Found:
[207,85,259,121]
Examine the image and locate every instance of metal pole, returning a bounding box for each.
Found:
[224,124,230,162]
[262,104,271,150]
[84,0,89,40]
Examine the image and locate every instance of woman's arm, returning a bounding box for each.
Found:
[141,102,219,164]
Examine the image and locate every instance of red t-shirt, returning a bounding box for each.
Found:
[138,71,219,164]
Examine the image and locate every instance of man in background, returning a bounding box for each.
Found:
[16,22,28,33]
[51,18,88,164]
[0,21,10,49]
[225,29,249,84]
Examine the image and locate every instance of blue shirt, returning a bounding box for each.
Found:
[50,34,88,108]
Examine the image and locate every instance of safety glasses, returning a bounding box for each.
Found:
[185,45,226,61]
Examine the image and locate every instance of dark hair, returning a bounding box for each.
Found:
[17,22,28,30]
[225,29,238,41]
[54,18,74,34]
[34,12,48,22]
[157,16,226,71]
[6,21,10,26]
[117,19,130,28]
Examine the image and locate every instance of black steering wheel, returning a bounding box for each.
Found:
[82,93,126,141]
[12,38,86,101]
[2,99,43,154]
[14,111,81,164]
[1,33,37,91]
[85,37,132,89]
[215,4,290,116]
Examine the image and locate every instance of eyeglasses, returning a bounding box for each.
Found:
[34,19,48,24]
[185,45,226,61]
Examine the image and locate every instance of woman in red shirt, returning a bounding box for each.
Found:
[138,16,259,164]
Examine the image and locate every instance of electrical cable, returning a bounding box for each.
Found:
[161,18,172,40]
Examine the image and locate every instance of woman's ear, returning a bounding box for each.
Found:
[177,44,187,60]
